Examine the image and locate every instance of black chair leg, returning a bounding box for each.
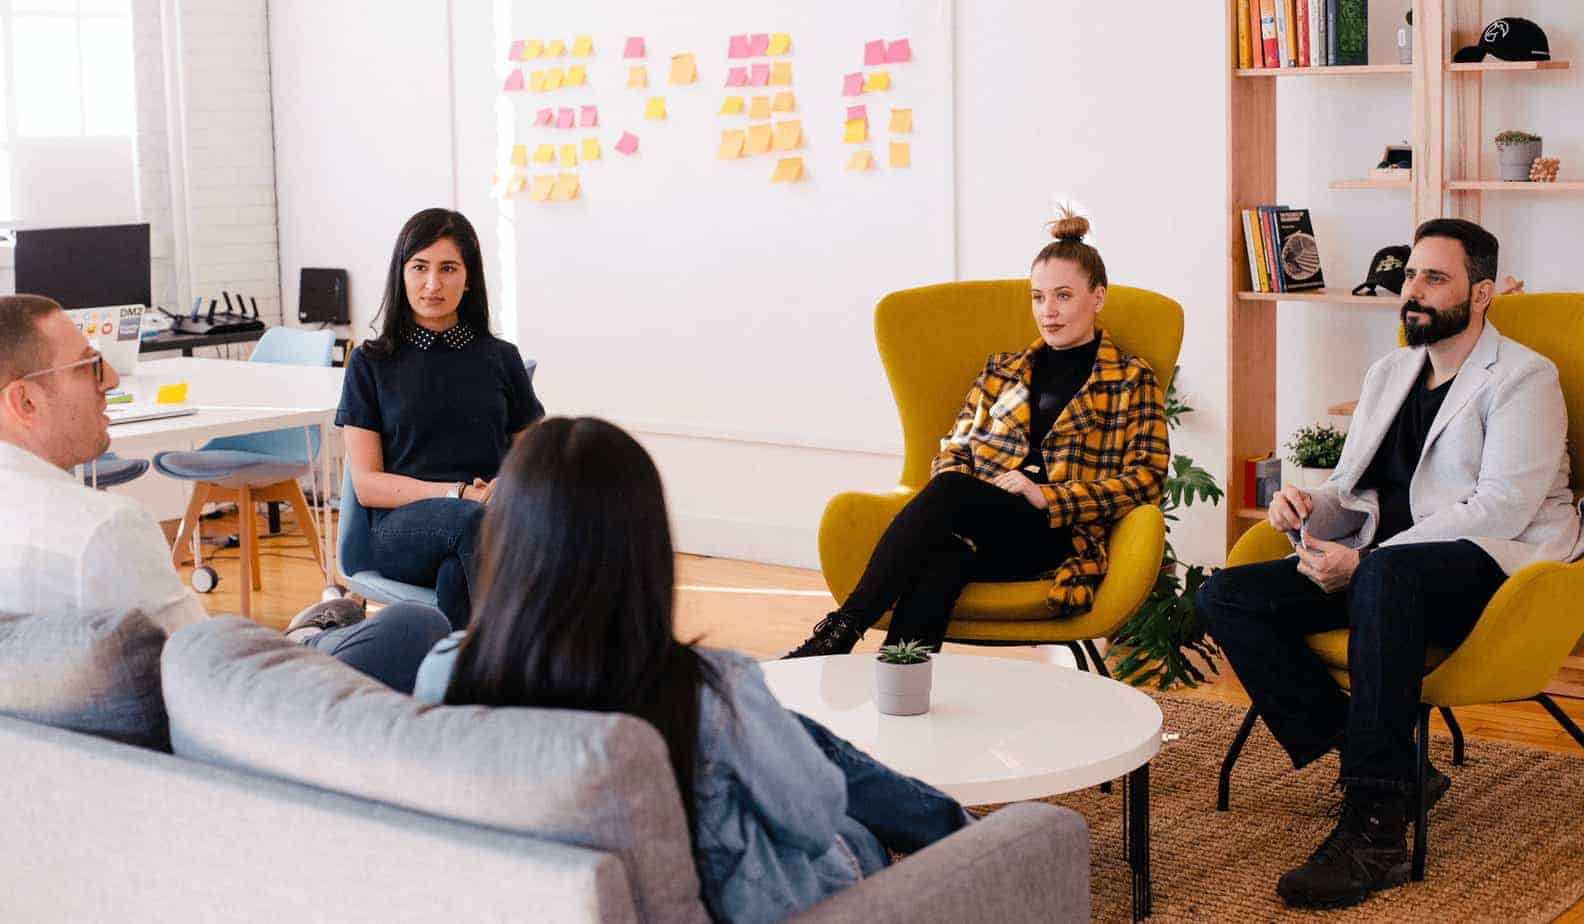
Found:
[1412,705,1430,881]
[1218,705,1260,811]
[1535,693,1584,749]
[1082,639,1113,679]
[1438,706,1465,766]
[1064,641,1090,673]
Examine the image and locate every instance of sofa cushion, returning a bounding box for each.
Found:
[161,617,708,924]
[0,607,169,750]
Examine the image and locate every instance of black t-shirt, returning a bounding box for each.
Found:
[1357,358,1455,545]
[1019,338,1102,481]
[336,332,543,489]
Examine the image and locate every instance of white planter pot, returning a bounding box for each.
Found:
[875,657,933,716]
[1498,140,1542,181]
[1294,466,1335,490]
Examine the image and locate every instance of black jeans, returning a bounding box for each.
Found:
[304,602,452,694]
[1197,540,1506,791]
[368,498,486,630]
[840,471,1073,652]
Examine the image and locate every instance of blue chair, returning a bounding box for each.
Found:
[154,327,335,616]
[82,452,150,489]
[336,466,439,608]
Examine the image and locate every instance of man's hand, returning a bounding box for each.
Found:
[1268,485,1314,532]
[992,470,1048,509]
[1295,537,1360,594]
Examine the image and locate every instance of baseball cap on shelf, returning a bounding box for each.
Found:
[1353,245,1412,297]
[1453,17,1551,63]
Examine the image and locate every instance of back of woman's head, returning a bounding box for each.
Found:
[366,208,490,357]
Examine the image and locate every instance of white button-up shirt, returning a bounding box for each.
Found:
[0,440,207,633]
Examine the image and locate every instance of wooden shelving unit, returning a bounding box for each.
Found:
[1330,177,1413,190]
[1234,64,1412,77]
[1447,180,1584,191]
[1236,289,1400,306]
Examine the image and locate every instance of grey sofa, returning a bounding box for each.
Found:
[1,617,1091,922]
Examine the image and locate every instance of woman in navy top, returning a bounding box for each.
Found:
[336,208,543,629]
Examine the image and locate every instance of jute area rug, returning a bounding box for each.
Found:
[971,695,1584,923]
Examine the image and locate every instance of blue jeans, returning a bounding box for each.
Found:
[1198,540,1506,791]
[305,602,452,694]
[368,498,486,630]
[794,713,972,874]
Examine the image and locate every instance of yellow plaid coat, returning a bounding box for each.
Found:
[931,330,1170,614]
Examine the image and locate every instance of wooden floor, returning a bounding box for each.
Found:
[178,505,1584,921]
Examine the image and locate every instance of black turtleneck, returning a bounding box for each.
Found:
[1018,337,1101,481]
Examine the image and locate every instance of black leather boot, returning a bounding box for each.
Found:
[1277,787,1411,909]
[782,612,866,659]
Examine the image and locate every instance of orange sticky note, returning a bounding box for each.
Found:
[769,61,792,86]
[550,172,580,201]
[505,174,526,195]
[771,91,795,112]
[581,137,601,161]
[718,129,746,160]
[645,96,666,120]
[529,175,555,201]
[669,53,697,85]
[771,156,804,183]
[559,144,578,167]
[522,39,544,59]
[572,35,593,57]
[544,67,564,90]
[767,33,791,55]
[626,65,648,88]
[889,108,912,133]
[528,70,547,93]
[745,122,773,155]
[864,70,891,91]
[772,119,802,152]
[843,119,866,143]
[719,95,745,115]
[510,144,528,165]
[545,39,566,57]
[748,95,772,119]
[565,65,586,86]
[846,149,874,171]
[889,140,910,168]
[532,143,555,163]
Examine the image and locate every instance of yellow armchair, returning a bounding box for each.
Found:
[817,279,1184,669]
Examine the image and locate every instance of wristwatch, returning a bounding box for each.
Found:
[446,482,465,500]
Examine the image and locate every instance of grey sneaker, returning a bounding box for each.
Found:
[285,597,366,642]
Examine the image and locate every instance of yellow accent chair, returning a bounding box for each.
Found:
[1215,292,1584,882]
[817,280,1185,673]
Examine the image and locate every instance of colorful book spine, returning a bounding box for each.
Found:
[1259,0,1280,68]
[1237,0,1252,69]
[1283,0,1300,65]
[1297,0,1311,67]
[1315,0,1327,67]
[1326,0,1340,64]
[1273,0,1291,67]
[1242,210,1265,292]
[1337,0,1367,66]
[1249,0,1267,67]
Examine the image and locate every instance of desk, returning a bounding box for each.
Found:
[140,327,266,356]
[112,357,344,584]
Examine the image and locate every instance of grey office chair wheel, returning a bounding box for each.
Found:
[191,566,219,594]
[321,583,349,602]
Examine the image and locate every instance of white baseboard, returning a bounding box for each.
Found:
[672,512,820,570]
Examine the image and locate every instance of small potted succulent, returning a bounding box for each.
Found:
[1286,422,1347,490]
[1496,131,1543,182]
[875,640,934,716]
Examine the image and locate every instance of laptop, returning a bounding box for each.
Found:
[106,403,197,426]
[66,304,145,376]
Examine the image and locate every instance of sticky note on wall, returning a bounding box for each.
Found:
[555,107,575,129]
[544,68,565,90]
[565,65,586,86]
[725,66,748,87]
[645,97,666,119]
[770,156,804,183]
[744,122,773,155]
[532,144,555,163]
[767,33,791,55]
[769,62,792,86]
[580,105,598,127]
[510,144,527,165]
[669,53,697,85]
[529,175,555,201]
[887,39,912,63]
[546,39,566,57]
[889,108,912,133]
[508,39,524,60]
[623,36,645,58]
[581,137,601,161]
[559,144,578,167]
[864,71,891,91]
[615,131,639,155]
[718,129,746,160]
[842,73,864,96]
[847,104,868,123]
[864,40,887,66]
[843,119,866,143]
[627,65,648,88]
[750,63,770,86]
[523,39,544,59]
[502,69,524,92]
[550,173,580,201]
[772,119,801,151]
[748,33,770,56]
[719,96,744,115]
[749,96,771,119]
[534,107,553,126]
[846,149,874,171]
[572,35,593,56]
[728,35,750,58]
[771,91,795,112]
[529,70,547,92]
[889,141,911,168]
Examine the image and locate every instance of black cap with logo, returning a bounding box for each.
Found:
[1453,17,1551,63]
[1353,246,1412,297]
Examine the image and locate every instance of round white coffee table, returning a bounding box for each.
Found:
[761,653,1162,919]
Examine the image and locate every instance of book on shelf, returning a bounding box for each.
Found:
[1255,456,1283,507]
[1284,0,1300,65]
[1241,210,1266,292]
[1258,0,1280,68]
[1326,0,1340,65]
[1237,0,1252,69]
[1297,0,1310,67]
[1337,0,1366,66]
[1273,208,1326,291]
[1259,206,1285,292]
[1249,0,1267,67]
[1315,0,1327,67]
[1273,0,1291,67]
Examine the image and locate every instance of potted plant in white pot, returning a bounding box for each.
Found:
[875,640,934,716]
[1286,422,1347,490]
[1496,130,1543,182]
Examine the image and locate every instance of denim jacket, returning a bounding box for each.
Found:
[413,638,864,923]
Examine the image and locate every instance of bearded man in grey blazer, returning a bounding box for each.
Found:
[1198,218,1584,910]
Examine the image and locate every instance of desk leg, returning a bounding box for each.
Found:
[1123,763,1152,921]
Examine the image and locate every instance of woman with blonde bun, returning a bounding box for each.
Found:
[786,210,1170,658]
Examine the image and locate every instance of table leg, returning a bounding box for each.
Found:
[1124,763,1153,921]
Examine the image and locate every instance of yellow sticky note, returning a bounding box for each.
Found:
[626,65,648,89]
[155,382,188,404]
[846,149,874,171]
[572,35,593,57]
[559,144,578,167]
[550,172,580,201]
[529,70,547,93]
[769,61,792,86]
[771,157,804,183]
[645,96,666,120]
[890,108,912,133]
[889,140,911,168]
[544,68,564,90]
[546,39,566,57]
[719,95,745,115]
[522,39,544,59]
[669,53,697,85]
[772,119,802,152]
[745,122,773,155]
[505,174,526,195]
[771,91,795,113]
[565,65,586,86]
[532,143,555,163]
[529,174,555,201]
[864,71,891,91]
[843,119,866,144]
[749,95,772,119]
[510,144,528,166]
[581,137,601,161]
[718,129,746,160]
[767,33,791,55]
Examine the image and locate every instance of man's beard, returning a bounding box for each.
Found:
[1401,294,1472,347]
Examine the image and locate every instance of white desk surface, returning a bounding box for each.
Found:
[759,653,1162,805]
[109,357,344,454]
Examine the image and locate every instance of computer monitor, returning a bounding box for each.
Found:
[14,222,151,311]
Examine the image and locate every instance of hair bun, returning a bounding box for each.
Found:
[1048,213,1090,243]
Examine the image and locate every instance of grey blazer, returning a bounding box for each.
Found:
[1307,321,1584,575]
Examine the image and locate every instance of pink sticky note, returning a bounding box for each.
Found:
[842,72,864,96]
[750,62,770,86]
[555,107,575,129]
[728,34,750,58]
[847,104,868,123]
[864,39,887,65]
[580,105,598,127]
[623,36,645,58]
[534,107,554,126]
[502,69,524,92]
[887,39,912,63]
[508,40,524,61]
[725,66,749,87]
[748,33,770,56]
[615,131,639,155]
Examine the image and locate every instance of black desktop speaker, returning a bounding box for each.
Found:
[299,267,349,325]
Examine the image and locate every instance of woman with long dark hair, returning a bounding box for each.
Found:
[335,208,544,629]
[413,418,969,922]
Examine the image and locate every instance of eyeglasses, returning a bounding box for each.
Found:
[15,352,105,385]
